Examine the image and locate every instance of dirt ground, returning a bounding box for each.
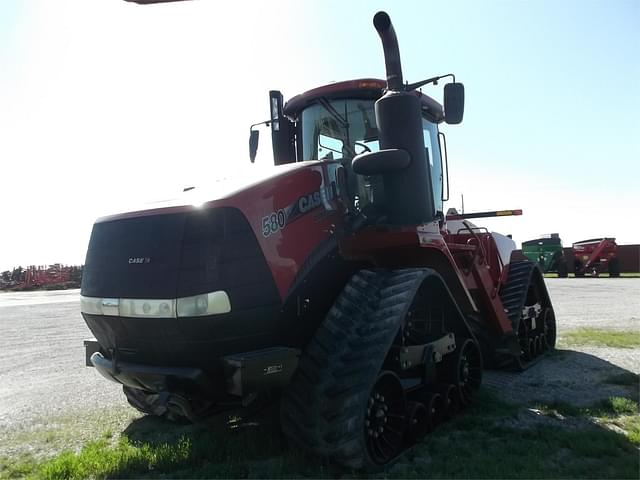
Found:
[0,278,638,459]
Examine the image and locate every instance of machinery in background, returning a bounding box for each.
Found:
[0,265,82,290]
[522,234,568,278]
[573,238,619,277]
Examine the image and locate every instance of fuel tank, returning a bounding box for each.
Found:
[81,160,351,368]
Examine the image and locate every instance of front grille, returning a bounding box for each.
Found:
[81,207,280,310]
[82,212,186,298]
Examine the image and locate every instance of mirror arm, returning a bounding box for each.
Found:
[250,119,271,130]
[405,73,455,92]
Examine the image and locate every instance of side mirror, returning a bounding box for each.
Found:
[444,83,464,125]
[352,149,411,175]
[249,129,259,163]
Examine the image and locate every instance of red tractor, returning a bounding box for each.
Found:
[572,238,619,277]
[81,11,556,469]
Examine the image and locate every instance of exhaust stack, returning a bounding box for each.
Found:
[373,12,404,91]
[367,11,435,225]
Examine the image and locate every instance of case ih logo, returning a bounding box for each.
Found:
[261,184,338,238]
[128,257,151,264]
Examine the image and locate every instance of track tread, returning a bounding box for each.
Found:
[498,260,556,369]
[280,268,431,469]
[500,261,537,326]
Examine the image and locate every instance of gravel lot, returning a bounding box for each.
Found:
[0,290,128,435]
[1,278,638,458]
[545,277,640,333]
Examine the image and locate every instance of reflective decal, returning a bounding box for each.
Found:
[261,180,340,238]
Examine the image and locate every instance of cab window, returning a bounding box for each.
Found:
[422,119,443,215]
[300,99,379,162]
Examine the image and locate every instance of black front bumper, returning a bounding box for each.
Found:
[90,351,215,395]
[85,340,300,401]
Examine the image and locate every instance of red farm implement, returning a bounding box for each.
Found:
[572,238,619,277]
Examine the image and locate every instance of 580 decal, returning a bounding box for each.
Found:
[262,209,287,237]
[260,176,344,238]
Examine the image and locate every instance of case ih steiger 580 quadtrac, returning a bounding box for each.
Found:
[81,10,557,469]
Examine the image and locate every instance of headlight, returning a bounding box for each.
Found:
[176,291,231,317]
[119,298,176,318]
[80,291,231,318]
[80,296,103,315]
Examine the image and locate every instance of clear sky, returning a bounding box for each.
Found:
[1,0,638,271]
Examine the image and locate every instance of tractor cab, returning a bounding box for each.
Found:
[252,79,448,222]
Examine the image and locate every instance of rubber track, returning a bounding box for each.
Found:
[280,268,430,469]
[497,260,556,370]
[500,261,537,329]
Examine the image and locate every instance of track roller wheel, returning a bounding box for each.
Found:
[421,392,445,431]
[540,333,548,352]
[435,383,461,419]
[405,401,429,442]
[512,332,533,371]
[543,307,556,349]
[440,338,482,406]
[518,320,532,361]
[458,339,482,404]
[531,336,539,358]
[365,371,407,466]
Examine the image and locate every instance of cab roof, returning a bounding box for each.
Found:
[283,78,444,123]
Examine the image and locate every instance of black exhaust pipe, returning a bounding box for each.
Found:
[370,11,436,225]
[373,11,404,91]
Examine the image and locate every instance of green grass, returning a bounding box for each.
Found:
[532,396,639,448]
[0,408,331,480]
[1,454,39,480]
[560,328,640,349]
[2,392,639,479]
[534,396,639,418]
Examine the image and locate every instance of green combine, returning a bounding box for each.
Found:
[522,234,568,278]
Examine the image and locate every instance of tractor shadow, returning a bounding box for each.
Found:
[483,348,639,407]
[119,400,334,478]
[384,350,638,478]
[111,349,638,478]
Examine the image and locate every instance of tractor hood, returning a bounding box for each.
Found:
[95,162,314,224]
[83,160,350,301]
